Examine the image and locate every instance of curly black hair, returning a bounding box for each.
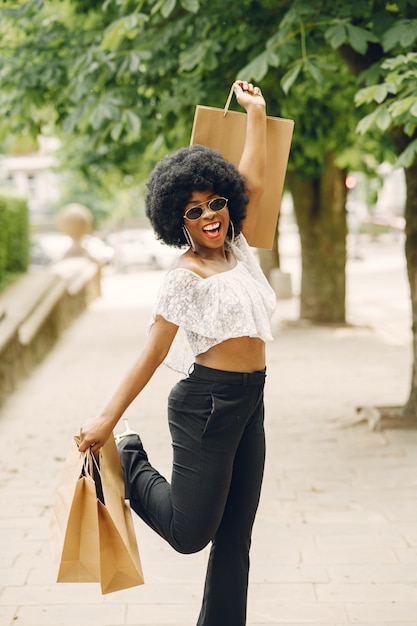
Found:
[145,144,248,247]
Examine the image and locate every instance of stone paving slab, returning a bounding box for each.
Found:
[1,238,417,625]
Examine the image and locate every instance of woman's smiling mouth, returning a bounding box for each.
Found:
[202,221,222,238]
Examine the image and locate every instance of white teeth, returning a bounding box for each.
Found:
[203,222,220,231]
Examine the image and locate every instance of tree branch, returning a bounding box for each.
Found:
[338,42,383,77]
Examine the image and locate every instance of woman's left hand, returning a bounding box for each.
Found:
[78,416,114,454]
[233,80,266,111]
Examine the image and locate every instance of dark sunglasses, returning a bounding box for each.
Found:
[184,197,228,221]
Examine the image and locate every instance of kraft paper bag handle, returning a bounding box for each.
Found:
[223,83,235,116]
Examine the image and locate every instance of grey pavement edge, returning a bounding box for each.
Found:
[1,235,417,626]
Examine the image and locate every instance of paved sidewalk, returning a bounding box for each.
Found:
[1,236,417,625]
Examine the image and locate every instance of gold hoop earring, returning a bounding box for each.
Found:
[182,225,196,252]
[227,220,235,244]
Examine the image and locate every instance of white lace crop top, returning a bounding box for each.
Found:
[149,233,276,375]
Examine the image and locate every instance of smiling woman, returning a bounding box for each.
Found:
[78,80,273,626]
[145,143,248,249]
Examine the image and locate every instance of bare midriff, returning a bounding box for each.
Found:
[195,336,266,373]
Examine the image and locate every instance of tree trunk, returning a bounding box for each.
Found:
[287,153,347,324]
[258,229,279,281]
[392,135,417,419]
[402,161,417,419]
[338,45,417,424]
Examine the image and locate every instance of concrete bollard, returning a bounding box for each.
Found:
[270,268,293,300]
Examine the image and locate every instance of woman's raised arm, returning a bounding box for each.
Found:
[233,80,267,241]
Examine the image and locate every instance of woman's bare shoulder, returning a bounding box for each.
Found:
[174,250,206,277]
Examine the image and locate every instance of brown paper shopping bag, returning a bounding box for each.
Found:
[97,435,144,594]
[50,436,144,594]
[49,444,101,583]
[97,499,143,594]
[190,86,294,249]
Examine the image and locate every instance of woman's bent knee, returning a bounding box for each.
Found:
[171,534,211,555]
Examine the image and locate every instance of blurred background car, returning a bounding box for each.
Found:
[30,228,179,270]
[82,234,115,265]
[30,232,115,266]
[108,229,179,271]
[30,232,73,266]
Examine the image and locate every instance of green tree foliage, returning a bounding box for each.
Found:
[0,0,362,183]
[0,195,29,289]
[1,0,415,175]
[356,53,417,168]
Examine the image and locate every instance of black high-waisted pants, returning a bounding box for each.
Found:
[118,363,266,626]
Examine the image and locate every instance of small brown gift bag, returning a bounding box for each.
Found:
[50,436,144,594]
[96,435,145,594]
[190,85,294,250]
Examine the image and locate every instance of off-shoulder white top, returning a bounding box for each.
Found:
[149,234,276,375]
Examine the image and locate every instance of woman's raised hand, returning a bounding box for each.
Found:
[233,80,266,111]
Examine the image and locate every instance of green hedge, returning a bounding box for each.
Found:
[0,195,30,289]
